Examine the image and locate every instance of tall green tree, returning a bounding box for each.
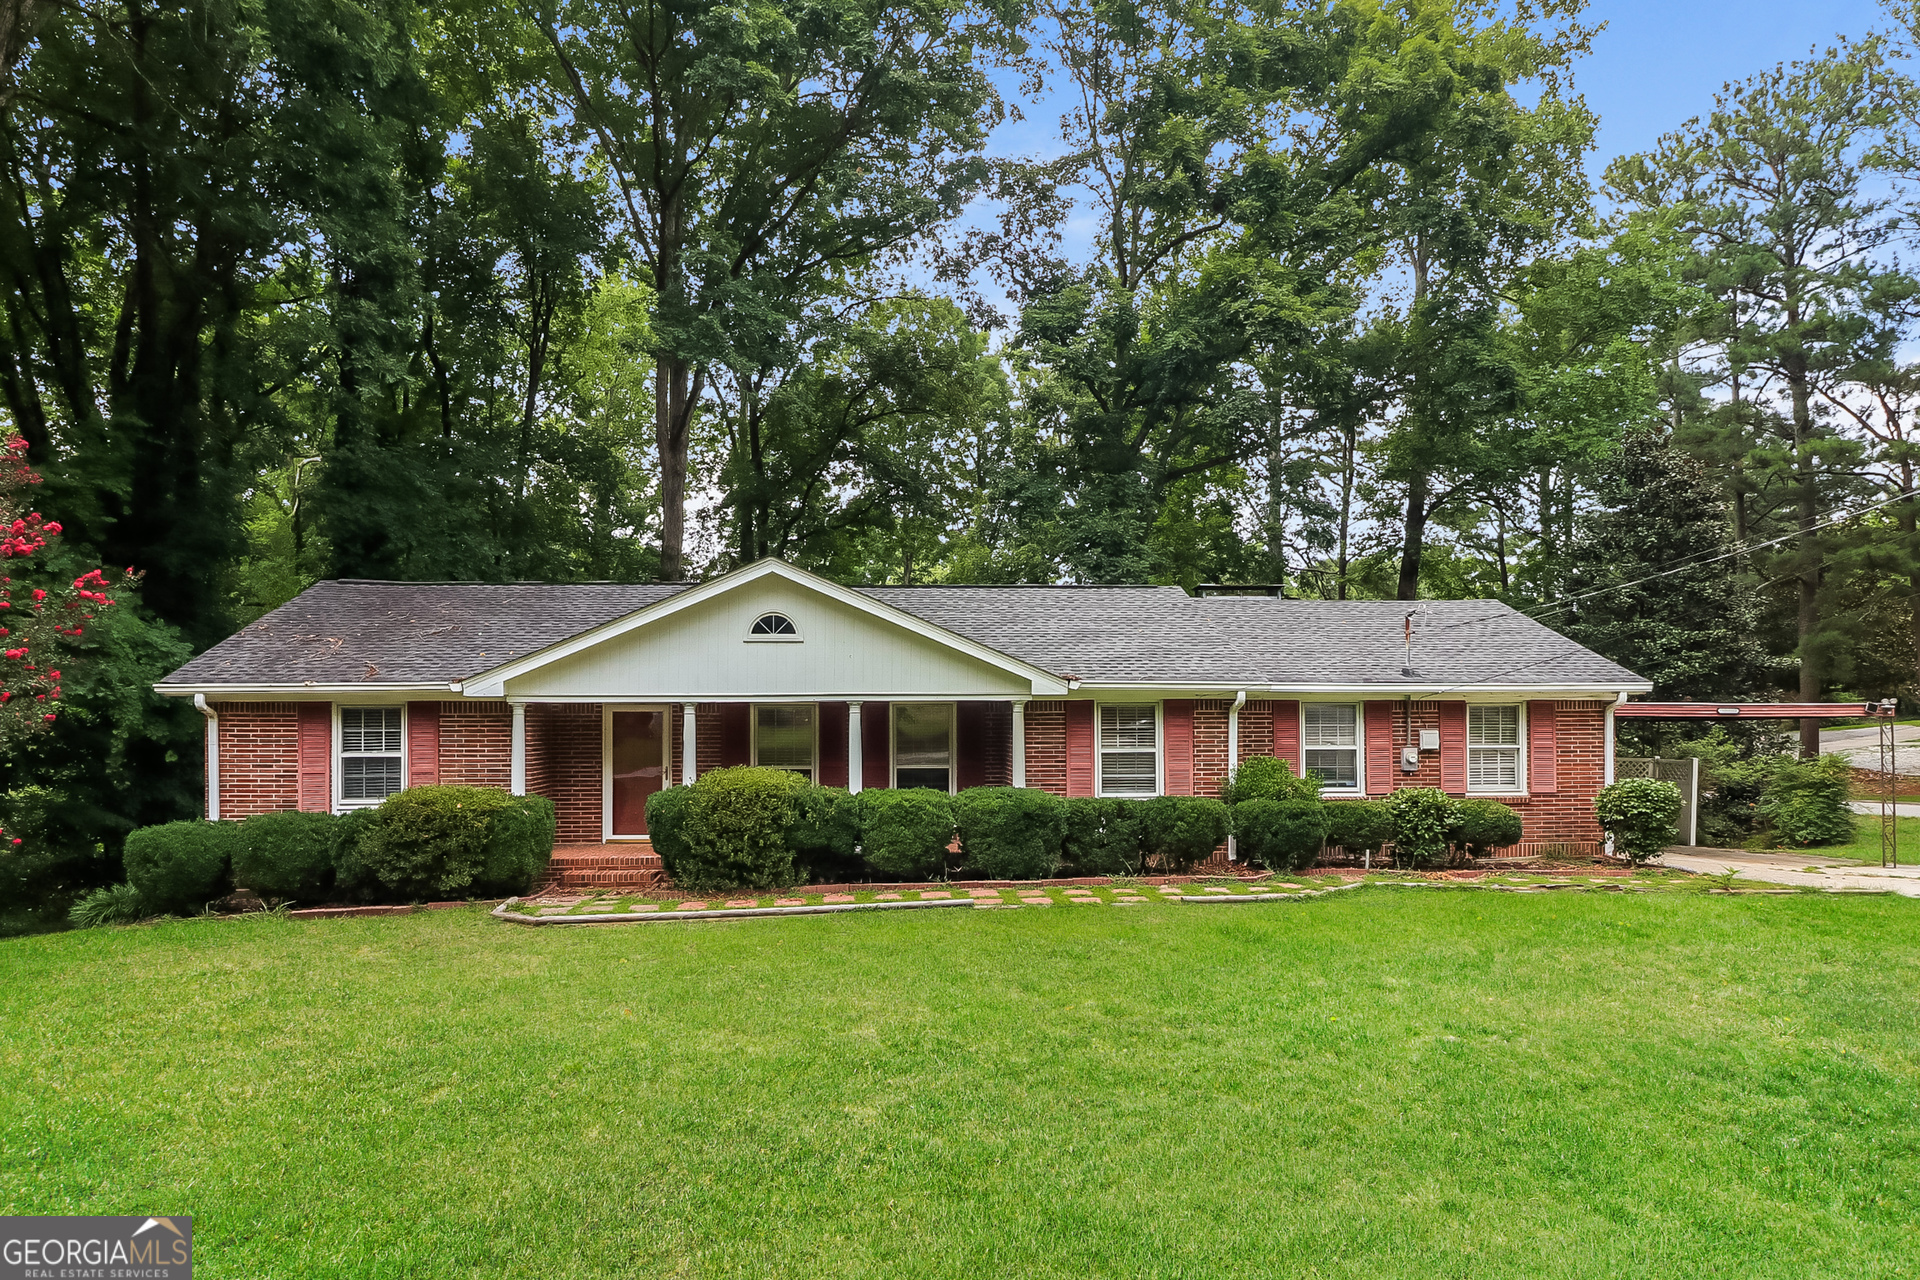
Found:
[1608,43,1913,752]
[472,0,1020,580]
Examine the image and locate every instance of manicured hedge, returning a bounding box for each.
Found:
[1138,796,1230,874]
[123,820,238,913]
[1386,787,1455,869]
[1451,798,1524,859]
[1221,756,1318,805]
[677,767,809,891]
[1062,797,1143,875]
[357,785,555,898]
[1595,778,1683,864]
[859,788,954,880]
[790,786,862,882]
[1323,800,1393,861]
[231,810,337,901]
[954,787,1066,880]
[1232,799,1327,873]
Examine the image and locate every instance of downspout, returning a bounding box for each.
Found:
[1226,690,1247,862]
[1604,693,1623,859]
[194,694,219,822]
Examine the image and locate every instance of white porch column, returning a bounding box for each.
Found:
[847,702,864,794]
[509,702,527,796]
[1012,698,1027,788]
[681,702,698,786]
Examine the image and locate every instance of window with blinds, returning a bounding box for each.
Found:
[340,706,404,802]
[1302,703,1360,791]
[1098,704,1158,796]
[754,704,815,781]
[1467,705,1522,791]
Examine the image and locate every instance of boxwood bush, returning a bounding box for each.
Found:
[1451,798,1524,859]
[678,767,808,891]
[954,787,1066,880]
[1323,800,1393,862]
[231,810,338,901]
[1232,798,1327,872]
[357,785,554,899]
[123,820,239,914]
[1138,796,1230,873]
[1386,787,1455,869]
[329,807,383,901]
[789,786,862,882]
[645,785,694,881]
[1221,756,1318,805]
[1062,797,1144,875]
[1594,778,1683,864]
[859,788,955,880]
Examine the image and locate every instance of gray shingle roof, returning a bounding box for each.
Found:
[159,578,1646,690]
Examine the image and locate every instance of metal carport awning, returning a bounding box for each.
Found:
[1614,702,1877,719]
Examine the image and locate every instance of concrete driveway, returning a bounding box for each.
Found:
[1820,723,1920,775]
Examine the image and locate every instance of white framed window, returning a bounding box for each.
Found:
[893,702,954,793]
[339,705,404,805]
[753,703,816,781]
[1468,704,1524,792]
[1302,703,1361,792]
[1098,703,1160,796]
[746,612,802,642]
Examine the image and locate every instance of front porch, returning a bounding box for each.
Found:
[512,699,1027,851]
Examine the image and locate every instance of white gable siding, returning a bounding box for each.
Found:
[500,576,1037,700]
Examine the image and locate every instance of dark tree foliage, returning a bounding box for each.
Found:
[1562,431,1774,701]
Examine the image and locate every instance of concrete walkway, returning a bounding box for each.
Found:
[1664,848,1920,896]
[1848,800,1920,817]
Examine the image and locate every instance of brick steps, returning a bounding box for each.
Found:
[535,843,663,892]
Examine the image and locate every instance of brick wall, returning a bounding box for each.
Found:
[213,702,301,817]
[529,703,601,843]
[1024,701,1066,795]
[438,701,512,789]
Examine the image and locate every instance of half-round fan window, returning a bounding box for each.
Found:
[748,612,800,639]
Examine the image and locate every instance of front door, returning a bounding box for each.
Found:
[610,708,667,836]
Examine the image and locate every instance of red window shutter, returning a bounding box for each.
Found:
[1364,701,1395,795]
[1271,700,1300,772]
[1163,700,1194,795]
[296,702,331,812]
[1439,702,1467,795]
[862,702,891,790]
[719,703,751,767]
[1528,701,1558,794]
[817,702,849,789]
[406,701,440,788]
[1065,702,1095,798]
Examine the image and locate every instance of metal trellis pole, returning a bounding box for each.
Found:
[1879,700,1898,870]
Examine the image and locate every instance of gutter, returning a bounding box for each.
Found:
[194,694,219,821]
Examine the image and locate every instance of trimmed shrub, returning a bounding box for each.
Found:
[475,794,557,896]
[1757,753,1854,847]
[232,810,338,901]
[954,787,1067,880]
[790,786,862,882]
[1323,800,1393,861]
[1221,756,1318,805]
[360,785,513,898]
[1594,778,1683,864]
[1233,799,1327,872]
[679,767,808,891]
[1451,798,1524,859]
[1138,796,1230,873]
[1386,788,1455,869]
[68,882,150,928]
[860,788,955,881]
[1062,797,1145,875]
[123,820,239,914]
[645,786,695,881]
[329,807,383,901]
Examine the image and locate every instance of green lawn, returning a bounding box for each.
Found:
[3,891,1918,1278]
[1757,814,1920,865]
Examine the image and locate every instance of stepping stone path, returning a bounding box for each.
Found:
[775,898,805,907]
[920,890,950,899]
[823,893,855,903]
[875,892,902,900]
[725,899,757,908]
[968,889,1001,899]
[628,904,658,912]
[677,901,708,911]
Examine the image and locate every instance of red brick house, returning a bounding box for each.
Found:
[157,559,1649,876]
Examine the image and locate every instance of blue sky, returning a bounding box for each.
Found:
[1579,0,1887,167]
